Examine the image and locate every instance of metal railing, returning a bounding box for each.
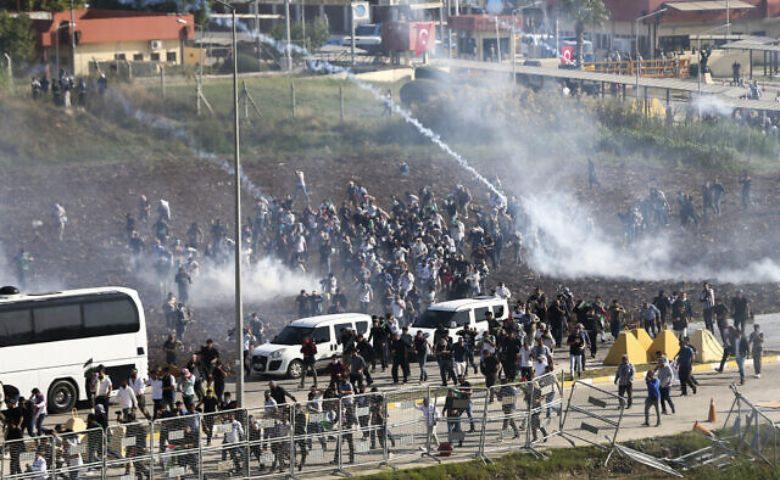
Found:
[0,373,564,479]
[583,58,691,79]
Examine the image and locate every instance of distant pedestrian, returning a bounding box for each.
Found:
[614,354,635,409]
[642,370,661,427]
[749,324,764,378]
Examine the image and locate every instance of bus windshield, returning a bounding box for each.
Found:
[274,326,314,345]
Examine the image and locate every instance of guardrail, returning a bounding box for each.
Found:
[0,373,563,479]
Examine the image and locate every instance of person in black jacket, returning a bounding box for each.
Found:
[390,330,411,384]
[367,317,388,372]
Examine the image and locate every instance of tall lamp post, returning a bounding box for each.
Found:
[69,0,77,74]
[214,0,244,407]
[634,8,667,99]
[511,1,543,84]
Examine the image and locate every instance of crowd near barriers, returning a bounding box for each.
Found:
[0,373,564,479]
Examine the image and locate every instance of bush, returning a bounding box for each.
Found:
[399,79,445,106]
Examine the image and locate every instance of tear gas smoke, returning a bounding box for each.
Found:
[191,257,318,306]
[693,95,734,117]
[248,30,507,203]
[520,193,780,284]
[250,27,780,285]
[107,91,320,303]
[109,89,269,201]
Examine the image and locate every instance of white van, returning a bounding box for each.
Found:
[250,313,372,379]
[411,296,509,341]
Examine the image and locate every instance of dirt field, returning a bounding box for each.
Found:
[2,77,780,367]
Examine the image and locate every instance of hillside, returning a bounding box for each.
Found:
[2,74,780,367]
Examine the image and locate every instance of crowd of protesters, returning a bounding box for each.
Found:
[2,168,772,476]
[30,68,107,110]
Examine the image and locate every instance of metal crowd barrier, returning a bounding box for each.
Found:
[0,373,570,479]
[722,385,778,468]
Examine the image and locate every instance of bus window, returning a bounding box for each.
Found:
[33,304,81,342]
[83,299,138,336]
[0,308,33,347]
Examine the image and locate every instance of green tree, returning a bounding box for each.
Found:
[558,0,609,66]
[0,11,35,65]
[270,15,330,53]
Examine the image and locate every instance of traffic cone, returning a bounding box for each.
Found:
[708,398,717,423]
[693,420,713,437]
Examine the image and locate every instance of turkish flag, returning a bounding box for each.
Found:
[560,45,574,65]
[415,23,433,56]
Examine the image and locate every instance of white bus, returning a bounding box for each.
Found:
[0,286,148,412]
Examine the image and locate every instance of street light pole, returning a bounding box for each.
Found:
[215,0,244,408]
[285,0,293,71]
[69,0,76,75]
[634,8,667,100]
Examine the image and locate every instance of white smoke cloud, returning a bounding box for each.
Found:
[520,192,780,284]
[189,257,319,307]
[693,95,734,117]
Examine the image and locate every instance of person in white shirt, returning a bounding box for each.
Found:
[391,296,406,326]
[358,282,373,314]
[518,341,533,380]
[223,414,245,472]
[94,366,112,414]
[533,355,549,379]
[148,368,164,419]
[294,170,310,207]
[116,379,138,419]
[128,369,148,419]
[495,282,512,300]
[416,397,440,447]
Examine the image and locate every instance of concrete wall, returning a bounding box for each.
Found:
[57,38,183,75]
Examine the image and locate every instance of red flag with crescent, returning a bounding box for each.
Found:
[415,23,433,56]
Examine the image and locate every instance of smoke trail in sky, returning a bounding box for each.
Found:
[246,29,507,203]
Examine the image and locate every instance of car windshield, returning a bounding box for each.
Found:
[273,326,314,345]
[355,25,377,36]
[413,310,457,329]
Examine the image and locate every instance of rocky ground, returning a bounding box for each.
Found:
[2,84,780,369]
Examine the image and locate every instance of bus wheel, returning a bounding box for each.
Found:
[287,360,303,379]
[48,379,78,413]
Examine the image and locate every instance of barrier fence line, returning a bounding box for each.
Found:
[0,372,576,479]
[722,385,778,468]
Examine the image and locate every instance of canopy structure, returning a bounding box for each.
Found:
[665,0,755,11]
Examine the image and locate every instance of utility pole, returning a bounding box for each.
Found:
[351,3,356,66]
[69,0,76,74]
[285,0,292,71]
[215,0,244,408]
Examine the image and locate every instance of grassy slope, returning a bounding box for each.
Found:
[356,432,779,480]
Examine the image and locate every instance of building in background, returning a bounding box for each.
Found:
[33,10,194,76]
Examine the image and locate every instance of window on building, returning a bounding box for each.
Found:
[166,51,177,62]
[150,52,160,62]
[114,53,126,60]
[133,53,144,61]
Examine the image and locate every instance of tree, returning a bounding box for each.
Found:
[0,11,35,65]
[558,0,609,67]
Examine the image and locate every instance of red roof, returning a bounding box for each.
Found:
[37,9,193,48]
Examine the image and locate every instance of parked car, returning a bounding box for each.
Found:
[250,313,371,378]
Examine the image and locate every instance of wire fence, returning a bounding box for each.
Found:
[0,372,568,479]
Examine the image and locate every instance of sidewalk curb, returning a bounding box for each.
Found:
[562,355,780,388]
